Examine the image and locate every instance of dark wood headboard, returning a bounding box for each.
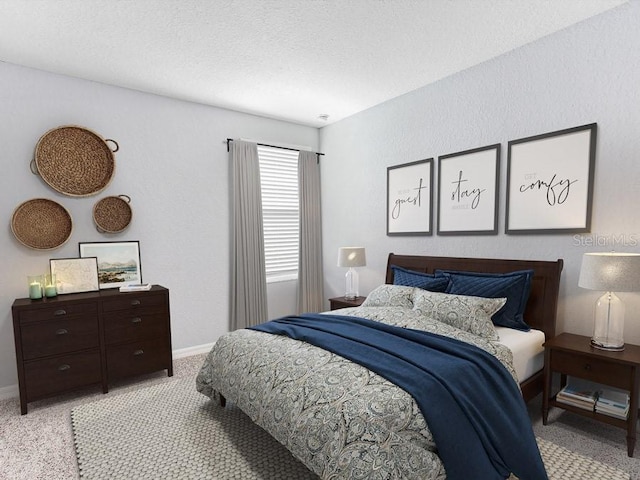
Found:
[385,253,563,340]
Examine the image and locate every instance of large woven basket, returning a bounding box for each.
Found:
[93,195,132,233]
[11,198,73,250]
[33,125,118,197]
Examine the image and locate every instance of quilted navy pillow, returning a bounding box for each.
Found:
[391,265,450,292]
[436,269,534,331]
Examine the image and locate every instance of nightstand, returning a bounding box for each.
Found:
[329,296,366,310]
[542,333,640,456]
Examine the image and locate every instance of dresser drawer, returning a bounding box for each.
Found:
[104,312,169,345]
[24,350,101,400]
[19,302,97,323]
[106,338,171,380]
[552,350,633,389]
[102,292,166,313]
[20,316,99,360]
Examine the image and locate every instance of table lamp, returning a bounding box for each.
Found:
[578,252,640,351]
[337,247,366,300]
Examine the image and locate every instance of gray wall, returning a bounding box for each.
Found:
[0,62,317,391]
[320,2,640,341]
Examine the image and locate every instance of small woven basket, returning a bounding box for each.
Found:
[11,198,73,250]
[33,125,118,197]
[93,195,132,233]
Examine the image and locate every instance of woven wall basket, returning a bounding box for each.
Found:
[11,198,73,250]
[93,195,132,233]
[32,125,119,197]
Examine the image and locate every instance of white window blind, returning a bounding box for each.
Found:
[258,145,299,283]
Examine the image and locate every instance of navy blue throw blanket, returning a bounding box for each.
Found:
[250,314,547,480]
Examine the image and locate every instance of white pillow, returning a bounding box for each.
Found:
[412,289,505,341]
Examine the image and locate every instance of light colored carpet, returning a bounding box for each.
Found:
[71,378,630,480]
[71,377,318,479]
[0,353,207,480]
[536,438,629,480]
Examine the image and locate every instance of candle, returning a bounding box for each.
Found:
[28,274,44,300]
[29,281,42,300]
[44,273,57,297]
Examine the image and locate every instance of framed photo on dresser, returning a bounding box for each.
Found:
[49,257,100,294]
[79,241,142,289]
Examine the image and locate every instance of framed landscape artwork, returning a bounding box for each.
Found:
[387,159,433,236]
[79,241,142,289]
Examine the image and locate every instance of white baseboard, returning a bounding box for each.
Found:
[0,342,216,401]
[173,342,215,359]
[0,384,19,401]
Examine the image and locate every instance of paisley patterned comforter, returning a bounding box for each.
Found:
[196,291,517,479]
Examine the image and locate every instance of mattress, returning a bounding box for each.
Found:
[495,326,545,383]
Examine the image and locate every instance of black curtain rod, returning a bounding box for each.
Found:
[226,138,324,158]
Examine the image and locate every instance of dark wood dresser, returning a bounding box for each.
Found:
[12,285,172,414]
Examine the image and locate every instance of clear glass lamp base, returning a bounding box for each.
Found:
[345,267,359,300]
[590,291,625,352]
[590,338,625,351]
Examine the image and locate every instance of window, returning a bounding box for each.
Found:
[258,145,299,283]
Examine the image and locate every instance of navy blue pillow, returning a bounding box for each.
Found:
[391,265,450,292]
[436,269,534,331]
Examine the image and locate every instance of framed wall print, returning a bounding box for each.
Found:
[506,123,597,234]
[437,144,500,235]
[79,241,142,289]
[387,158,433,236]
[50,257,100,294]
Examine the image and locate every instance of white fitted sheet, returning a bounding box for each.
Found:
[495,326,545,383]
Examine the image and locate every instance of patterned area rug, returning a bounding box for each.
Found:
[71,377,630,480]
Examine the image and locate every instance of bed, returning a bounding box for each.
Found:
[196,253,563,479]
[383,254,563,402]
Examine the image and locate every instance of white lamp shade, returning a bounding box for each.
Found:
[337,247,366,268]
[578,252,640,292]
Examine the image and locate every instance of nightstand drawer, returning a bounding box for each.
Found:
[552,350,633,389]
[21,316,99,360]
[19,302,97,323]
[24,350,101,399]
[104,312,169,345]
[106,338,171,380]
[102,293,166,312]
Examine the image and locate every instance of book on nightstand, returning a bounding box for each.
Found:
[556,378,599,411]
[596,388,630,420]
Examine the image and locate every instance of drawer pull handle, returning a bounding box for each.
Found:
[54,309,67,316]
[58,364,71,371]
[133,349,144,356]
[131,317,142,324]
[584,364,592,371]
[131,300,141,306]
[55,328,68,335]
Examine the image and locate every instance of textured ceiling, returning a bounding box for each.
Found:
[0,0,627,127]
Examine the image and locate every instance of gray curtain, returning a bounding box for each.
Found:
[297,151,324,313]
[230,140,268,329]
